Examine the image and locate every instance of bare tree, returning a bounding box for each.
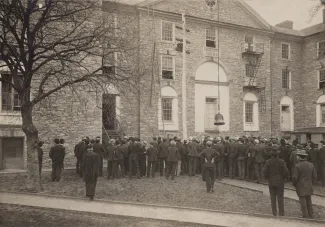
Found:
[0,0,140,191]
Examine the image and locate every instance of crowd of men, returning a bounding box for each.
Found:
[43,134,325,218]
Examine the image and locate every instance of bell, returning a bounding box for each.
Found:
[214,112,225,126]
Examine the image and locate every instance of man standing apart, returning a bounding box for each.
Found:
[199,141,220,193]
[292,149,317,219]
[263,147,289,216]
[49,138,66,182]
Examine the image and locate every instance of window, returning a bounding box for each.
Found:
[161,56,174,80]
[321,104,325,124]
[206,29,216,48]
[245,102,254,123]
[282,43,290,59]
[245,64,254,77]
[244,35,254,52]
[282,69,291,89]
[317,41,325,58]
[161,21,174,42]
[1,74,21,112]
[162,98,173,121]
[319,69,325,89]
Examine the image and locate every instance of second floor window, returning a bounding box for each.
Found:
[319,69,325,89]
[317,41,325,58]
[1,74,21,112]
[162,21,174,42]
[161,56,174,80]
[206,29,216,48]
[282,69,291,89]
[162,98,173,121]
[282,43,290,59]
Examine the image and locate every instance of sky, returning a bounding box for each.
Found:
[119,0,325,30]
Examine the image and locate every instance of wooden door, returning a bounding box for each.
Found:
[281,105,291,131]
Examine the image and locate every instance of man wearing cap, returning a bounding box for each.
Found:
[228,137,238,179]
[49,138,66,182]
[253,139,266,183]
[263,146,289,216]
[93,136,106,177]
[128,137,140,179]
[292,149,317,218]
[158,138,169,177]
[146,142,158,177]
[319,140,325,187]
[199,141,220,192]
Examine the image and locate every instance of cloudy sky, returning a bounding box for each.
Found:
[119,0,324,30]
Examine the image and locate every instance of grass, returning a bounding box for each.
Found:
[0,170,325,219]
[0,204,217,227]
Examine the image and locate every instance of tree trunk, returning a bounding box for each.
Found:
[21,102,41,192]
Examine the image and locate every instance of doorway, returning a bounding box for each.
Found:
[102,94,117,131]
[281,105,291,131]
[1,137,24,170]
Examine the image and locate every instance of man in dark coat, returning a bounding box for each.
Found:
[37,141,44,177]
[320,141,325,187]
[187,137,198,176]
[307,143,318,185]
[253,139,266,183]
[213,137,224,180]
[138,140,147,177]
[128,137,140,179]
[112,140,124,179]
[93,136,106,177]
[146,142,158,177]
[74,138,84,175]
[49,138,66,182]
[83,144,100,200]
[80,137,90,177]
[199,141,220,193]
[246,140,255,181]
[263,147,289,216]
[293,149,317,218]
[175,137,183,176]
[158,138,168,176]
[228,138,237,179]
[121,139,129,176]
[166,141,179,180]
[237,138,247,180]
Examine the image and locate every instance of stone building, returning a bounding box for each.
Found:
[1,0,325,170]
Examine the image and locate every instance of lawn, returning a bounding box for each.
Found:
[0,204,217,227]
[0,170,325,219]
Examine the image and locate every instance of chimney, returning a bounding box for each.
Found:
[275,20,294,29]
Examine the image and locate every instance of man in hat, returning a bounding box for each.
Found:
[263,146,289,216]
[292,149,317,218]
[49,138,66,182]
[128,137,140,179]
[319,140,325,187]
[307,143,319,185]
[187,137,198,176]
[105,139,115,179]
[213,137,224,180]
[174,137,183,176]
[199,141,220,192]
[237,138,247,180]
[121,139,129,176]
[158,138,169,176]
[228,137,238,179]
[83,144,100,200]
[290,144,302,181]
[181,139,188,175]
[93,136,106,177]
[146,142,158,177]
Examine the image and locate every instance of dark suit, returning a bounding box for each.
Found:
[166,147,178,180]
[105,144,114,179]
[74,141,83,174]
[213,143,224,180]
[253,144,266,183]
[146,147,158,177]
[263,156,289,216]
[319,146,325,186]
[78,142,87,177]
[121,143,129,176]
[293,160,317,218]
[93,142,106,176]
[128,142,140,179]
[199,148,219,192]
[158,142,168,176]
[187,142,198,176]
[237,143,247,179]
[112,146,124,179]
[228,142,237,178]
[49,144,66,182]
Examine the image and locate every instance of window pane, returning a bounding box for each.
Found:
[1,74,13,111]
[162,98,173,121]
[162,21,173,41]
[282,70,290,89]
[246,64,254,77]
[282,43,289,59]
[245,102,254,123]
[161,56,173,79]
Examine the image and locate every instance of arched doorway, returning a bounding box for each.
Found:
[195,61,229,132]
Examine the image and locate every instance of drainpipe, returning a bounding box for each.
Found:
[137,9,141,138]
[182,13,188,140]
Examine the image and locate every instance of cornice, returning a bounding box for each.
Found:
[137,7,275,36]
